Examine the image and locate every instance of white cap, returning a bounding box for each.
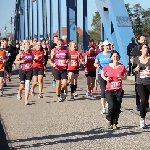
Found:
[102,40,111,46]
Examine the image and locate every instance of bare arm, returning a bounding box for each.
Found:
[14,53,22,64]
[94,59,100,68]
[101,70,108,81]
[48,49,55,67]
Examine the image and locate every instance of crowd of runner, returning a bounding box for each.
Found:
[0,35,149,129]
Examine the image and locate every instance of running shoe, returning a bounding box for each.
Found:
[86,92,90,97]
[38,94,43,98]
[107,120,113,129]
[140,120,146,129]
[90,93,96,99]
[136,105,140,111]
[74,92,78,97]
[52,80,56,86]
[57,97,63,102]
[31,90,35,96]
[112,124,117,130]
[70,94,74,100]
[61,93,65,100]
[17,94,22,100]
[101,108,106,114]
[25,100,29,105]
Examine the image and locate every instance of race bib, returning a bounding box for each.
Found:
[140,70,145,78]
[25,63,32,70]
[111,81,121,90]
[57,60,67,66]
[145,70,150,77]
[71,60,77,66]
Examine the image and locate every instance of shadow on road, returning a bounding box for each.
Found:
[0,117,9,150]
[8,126,149,149]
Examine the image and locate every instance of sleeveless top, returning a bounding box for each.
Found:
[54,48,67,70]
[21,51,33,71]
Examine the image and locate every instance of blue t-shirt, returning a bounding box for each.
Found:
[96,52,112,74]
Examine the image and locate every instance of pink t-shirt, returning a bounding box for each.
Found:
[103,64,126,91]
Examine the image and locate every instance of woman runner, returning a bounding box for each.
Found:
[49,39,70,102]
[83,45,97,99]
[101,50,126,129]
[133,43,150,128]
[94,40,112,114]
[31,42,44,98]
[15,42,33,105]
[67,41,83,99]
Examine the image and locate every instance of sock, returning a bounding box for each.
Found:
[61,90,64,94]
[74,84,77,92]
[70,84,74,94]
[57,95,60,97]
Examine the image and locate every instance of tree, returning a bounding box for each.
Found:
[88,11,101,42]
[125,3,150,43]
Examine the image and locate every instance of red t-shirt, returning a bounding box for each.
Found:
[83,52,96,71]
[68,50,83,70]
[103,64,126,91]
[32,49,44,68]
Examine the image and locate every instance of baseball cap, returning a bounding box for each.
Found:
[102,40,111,46]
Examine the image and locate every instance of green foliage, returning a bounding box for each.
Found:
[88,11,101,42]
[125,3,150,42]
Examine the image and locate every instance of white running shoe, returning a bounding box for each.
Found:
[140,119,146,128]
[57,97,63,102]
[25,100,29,105]
[17,94,22,100]
[101,108,106,114]
[31,90,35,96]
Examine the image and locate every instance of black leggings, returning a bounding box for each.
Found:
[136,84,150,118]
[99,75,107,98]
[105,90,124,125]
[135,83,140,106]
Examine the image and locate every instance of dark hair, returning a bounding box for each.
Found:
[110,50,121,60]
[98,40,103,44]
[57,38,64,43]
[138,43,148,50]
[3,38,8,42]
[88,45,95,50]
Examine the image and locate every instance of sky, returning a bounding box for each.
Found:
[0,0,149,36]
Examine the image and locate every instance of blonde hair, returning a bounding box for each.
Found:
[22,41,29,49]
[69,41,76,47]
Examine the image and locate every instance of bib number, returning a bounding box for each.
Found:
[140,70,145,78]
[25,63,32,70]
[58,60,66,66]
[71,60,77,66]
[111,81,121,90]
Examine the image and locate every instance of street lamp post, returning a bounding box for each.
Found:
[9,14,13,37]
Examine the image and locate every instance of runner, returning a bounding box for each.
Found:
[49,39,70,102]
[41,39,49,77]
[15,41,33,105]
[0,48,7,96]
[133,43,150,128]
[67,41,83,99]
[101,50,126,129]
[2,38,13,86]
[83,45,97,99]
[31,42,44,98]
[94,40,112,114]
